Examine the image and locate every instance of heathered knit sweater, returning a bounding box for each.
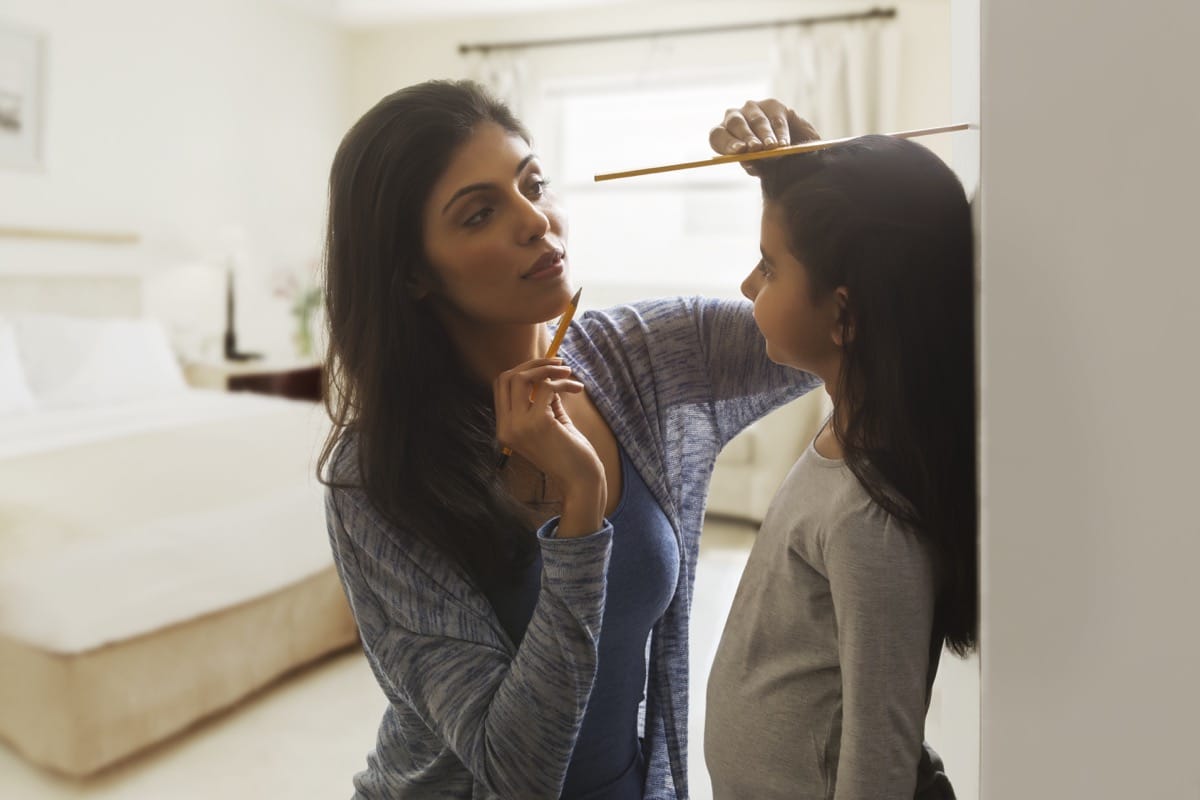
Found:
[324,297,821,799]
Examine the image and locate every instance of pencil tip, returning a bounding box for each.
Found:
[571,287,582,304]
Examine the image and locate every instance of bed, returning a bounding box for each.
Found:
[0,276,357,777]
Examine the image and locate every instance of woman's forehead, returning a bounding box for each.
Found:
[436,123,533,189]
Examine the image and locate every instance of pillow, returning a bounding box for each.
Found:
[12,314,187,409]
[0,320,37,415]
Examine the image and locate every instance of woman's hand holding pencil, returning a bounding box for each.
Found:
[497,288,582,466]
[493,288,606,537]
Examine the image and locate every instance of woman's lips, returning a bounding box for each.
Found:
[524,250,565,279]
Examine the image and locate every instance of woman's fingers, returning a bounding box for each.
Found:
[723,101,785,152]
[741,100,784,147]
[495,359,568,401]
[715,107,760,151]
[494,360,580,442]
[708,124,745,155]
[786,108,821,143]
[757,99,796,145]
[710,100,822,157]
[710,100,823,177]
[511,365,573,407]
[495,360,565,431]
[542,378,585,396]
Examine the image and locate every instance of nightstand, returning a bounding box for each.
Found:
[183,360,324,402]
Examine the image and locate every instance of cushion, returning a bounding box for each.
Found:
[12,314,186,409]
[0,320,36,415]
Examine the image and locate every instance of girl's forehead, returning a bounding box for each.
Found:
[760,203,790,236]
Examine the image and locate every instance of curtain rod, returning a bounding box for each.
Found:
[458,7,896,55]
[0,226,141,245]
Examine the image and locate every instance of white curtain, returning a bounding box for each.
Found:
[465,48,542,131]
[770,17,900,138]
[467,17,899,142]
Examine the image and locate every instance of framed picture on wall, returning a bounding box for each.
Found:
[0,22,46,170]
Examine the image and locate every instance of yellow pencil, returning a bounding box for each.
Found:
[498,287,583,468]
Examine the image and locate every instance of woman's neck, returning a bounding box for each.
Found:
[438,311,554,385]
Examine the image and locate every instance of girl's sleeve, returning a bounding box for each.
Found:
[327,489,612,800]
[823,514,939,800]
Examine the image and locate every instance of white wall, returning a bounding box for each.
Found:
[0,0,349,357]
[346,0,952,160]
[973,1,1200,797]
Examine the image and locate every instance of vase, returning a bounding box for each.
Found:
[294,312,313,358]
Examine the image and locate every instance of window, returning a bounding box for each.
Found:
[541,72,770,307]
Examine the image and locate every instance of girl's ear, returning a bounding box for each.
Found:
[830,286,854,347]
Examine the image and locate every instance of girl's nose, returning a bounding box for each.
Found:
[741,270,759,302]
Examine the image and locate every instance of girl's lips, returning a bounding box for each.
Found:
[523,252,565,279]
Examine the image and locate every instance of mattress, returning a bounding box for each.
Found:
[0,391,359,776]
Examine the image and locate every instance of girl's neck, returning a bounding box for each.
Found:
[814,412,846,460]
[812,357,847,460]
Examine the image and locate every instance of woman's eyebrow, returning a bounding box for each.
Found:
[441,154,537,215]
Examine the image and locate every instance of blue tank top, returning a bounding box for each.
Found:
[485,444,679,799]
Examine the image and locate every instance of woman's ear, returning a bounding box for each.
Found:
[830,287,854,347]
[406,273,432,301]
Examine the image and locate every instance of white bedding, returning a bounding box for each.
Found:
[0,303,357,776]
[0,390,337,654]
[0,388,291,460]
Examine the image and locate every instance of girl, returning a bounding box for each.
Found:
[318,80,820,799]
[704,132,977,799]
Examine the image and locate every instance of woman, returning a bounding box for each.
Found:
[319,79,819,799]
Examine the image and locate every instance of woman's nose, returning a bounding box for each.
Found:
[518,195,551,243]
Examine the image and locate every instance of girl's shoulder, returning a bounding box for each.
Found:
[775,448,926,565]
[812,465,936,579]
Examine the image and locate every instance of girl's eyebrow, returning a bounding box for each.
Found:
[441,154,537,215]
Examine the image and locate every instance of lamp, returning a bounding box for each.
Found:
[215,225,261,362]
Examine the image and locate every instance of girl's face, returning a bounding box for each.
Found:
[421,122,572,327]
[740,203,845,374]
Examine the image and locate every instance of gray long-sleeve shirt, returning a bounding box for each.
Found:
[705,434,942,800]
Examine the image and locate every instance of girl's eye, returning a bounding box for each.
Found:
[756,259,772,277]
[528,178,551,198]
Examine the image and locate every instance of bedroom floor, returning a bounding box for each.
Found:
[0,517,757,800]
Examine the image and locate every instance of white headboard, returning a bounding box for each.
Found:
[0,274,143,318]
[0,224,145,317]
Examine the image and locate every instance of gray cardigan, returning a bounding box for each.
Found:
[325,297,820,799]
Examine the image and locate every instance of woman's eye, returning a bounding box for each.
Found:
[756,259,771,276]
[528,178,551,198]
[464,207,494,227]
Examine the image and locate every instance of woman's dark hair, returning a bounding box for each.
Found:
[317,80,537,589]
[759,135,978,655]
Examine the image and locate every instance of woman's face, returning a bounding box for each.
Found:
[740,202,843,374]
[421,122,572,328]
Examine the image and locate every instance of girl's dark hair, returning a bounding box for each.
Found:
[317,80,537,589]
[759,136,978,655]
